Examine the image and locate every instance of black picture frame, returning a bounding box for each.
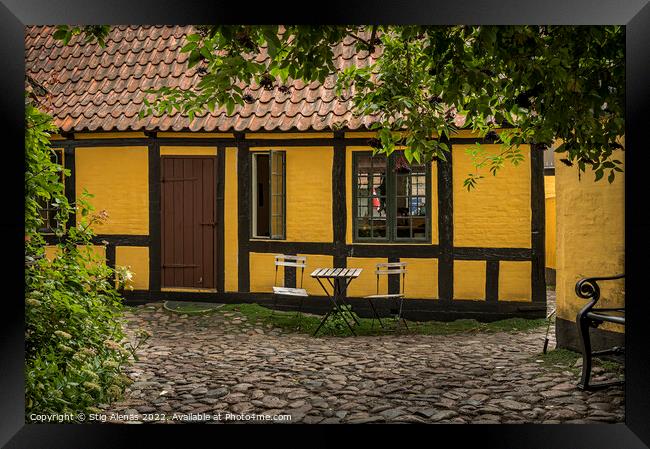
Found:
[3,1,649,447]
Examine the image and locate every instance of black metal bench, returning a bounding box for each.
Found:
[575,274,625,390]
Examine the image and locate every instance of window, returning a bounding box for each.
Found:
[38,148,65,234]
[353,151,430,242]
[251,150,285,239]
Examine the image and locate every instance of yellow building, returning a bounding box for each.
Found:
[27,25,547,320]
[554,150,624,350]
[543,148,557,285]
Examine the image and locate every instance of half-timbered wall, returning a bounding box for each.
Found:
[45,129,546,320]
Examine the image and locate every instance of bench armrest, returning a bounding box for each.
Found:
[575,274,625,307]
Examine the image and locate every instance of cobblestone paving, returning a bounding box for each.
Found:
[103,292,624,424]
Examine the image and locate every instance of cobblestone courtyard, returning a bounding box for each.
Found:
[103,293,625,424]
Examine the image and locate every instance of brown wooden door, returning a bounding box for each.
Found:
[161,156,216,289]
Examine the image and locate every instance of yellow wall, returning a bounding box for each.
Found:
[286,147,333,242]
[345,146,438,245]
[77,245,107,268]
[453,144,531,248]
[224,147,239,292]
[157,132,235,138]
[401,258,438,299]
[44,245,60,261]
[545,175,557,269]
[499,261,532,301]
[115,246,149,290]
[346,257,388,297]
[555,150,625,333]
[160,146,217,156]
[246,133,333,139]
[297,253,334,295]
[454,260,486,300]
[75,147,149,235]
[249,252,283,293]
[251,146,333,242]
[74,132,146,139]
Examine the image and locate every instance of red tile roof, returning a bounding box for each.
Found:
[25,25,383,133]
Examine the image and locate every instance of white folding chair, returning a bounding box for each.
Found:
[272,255,308,323]
[363,262,408,329]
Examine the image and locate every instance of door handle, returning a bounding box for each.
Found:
[200,222,216,227]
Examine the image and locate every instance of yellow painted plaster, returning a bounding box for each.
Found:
[297,254,334,296]
[224,147,239,292]
[75,146,149,235]
[44,245,60,261]
[249,252,283,293]
[77,245,106,269]
[453,144,531,248]
[250,146,333,242]
[499,261,532,302]
[555,150,624,333]
[246,132,333,139]
[346,257,388,297]
[401,258,438,299]
[74,132,146,139]
[453,260,486,300]
[157,132,235,138]
[115,246,149,290]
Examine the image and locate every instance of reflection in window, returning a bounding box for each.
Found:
[356,153,387,239]
[354,150,430,242]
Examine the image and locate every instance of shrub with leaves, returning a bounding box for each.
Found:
[323,304,361,335]
[25,98,147,419]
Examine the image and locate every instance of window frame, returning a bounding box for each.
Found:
[38,147,65,235]
[352,151,432,243]
[250,150,286,240]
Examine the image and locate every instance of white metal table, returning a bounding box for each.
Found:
[310,267,363,336]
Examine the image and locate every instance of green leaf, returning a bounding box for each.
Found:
[181,42,198,53]
[53,30,68,40]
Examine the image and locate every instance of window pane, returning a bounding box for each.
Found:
[357,201,369,218]
[393,151,427,240]
[356,153,386,239]
[412,216,426,238]
[372,217,386,238]
[396,217,410,238]
[357,174,369,195]
[270,151,285,238]
[254,154,270,237]
[357,217,371,238]
[395,195,409,218]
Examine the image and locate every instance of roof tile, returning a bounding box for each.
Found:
[26,25,380,132]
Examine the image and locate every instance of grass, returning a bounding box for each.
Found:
[535,348,582,373]
[219,303,548,337]
[534,348,624,377]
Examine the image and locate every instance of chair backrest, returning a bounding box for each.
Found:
[274,255,307,288]
[374,262,407,295]
[274,254,307,268]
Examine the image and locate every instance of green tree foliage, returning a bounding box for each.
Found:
[25,98,147,418]
[136,25,624,186]
[52,25,110,47]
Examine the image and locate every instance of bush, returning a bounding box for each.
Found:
[25,99,147,419]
